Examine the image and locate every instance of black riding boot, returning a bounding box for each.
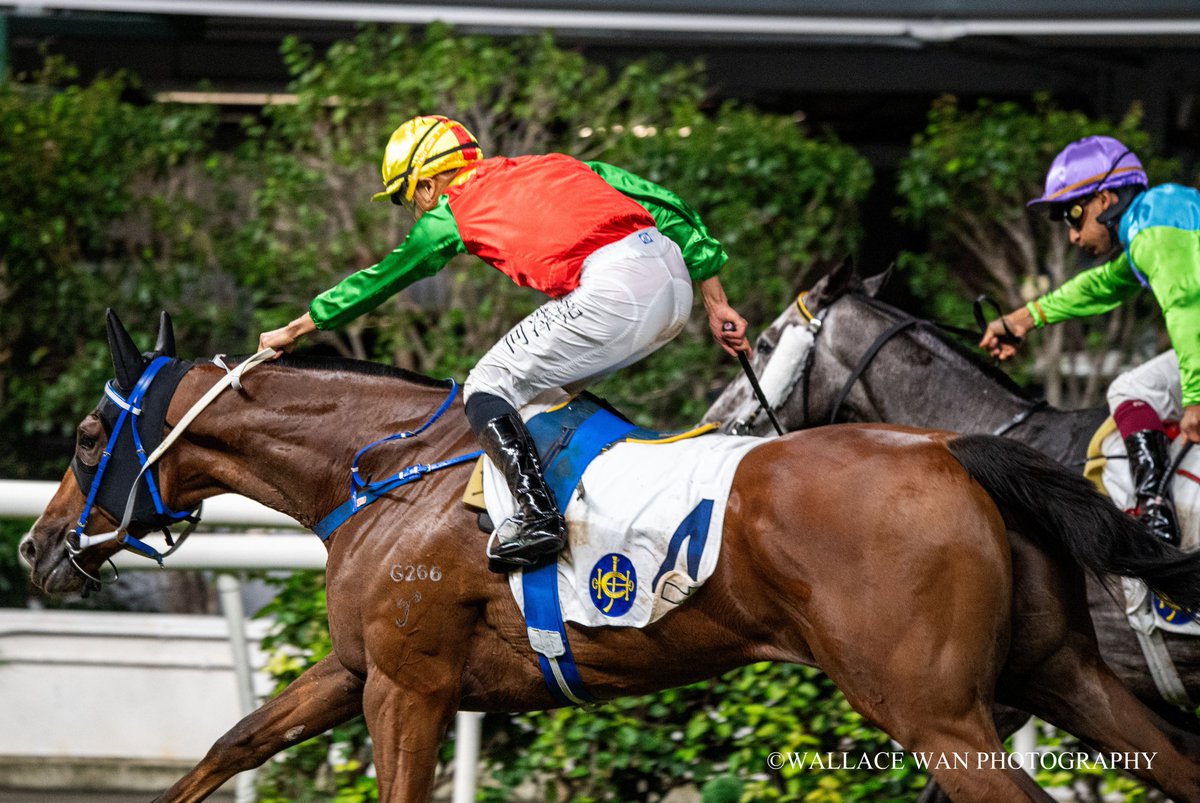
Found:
[1124,429,1180,545]
[477,413,567,573]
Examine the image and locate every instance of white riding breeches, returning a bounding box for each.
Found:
[1108,350,1183,422]
[463,227,694,408]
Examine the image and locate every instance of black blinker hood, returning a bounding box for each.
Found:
[70,356,194,531]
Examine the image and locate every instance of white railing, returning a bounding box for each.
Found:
[3,479,481,803]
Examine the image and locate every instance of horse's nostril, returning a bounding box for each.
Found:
[19,535,35,564]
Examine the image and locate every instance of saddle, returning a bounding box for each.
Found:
[462,392,761,706]
[462,392,717,519]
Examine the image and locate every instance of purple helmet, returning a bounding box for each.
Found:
[1027,135,1148,208]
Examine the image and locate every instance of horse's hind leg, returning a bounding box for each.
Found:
[155,653,364,803]
[794,506,1050,799]
[914,707,1033,803]
[998,538,1200,801]
[1004,630,1200,800]
[817,625,1053,802]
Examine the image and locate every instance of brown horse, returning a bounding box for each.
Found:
[21,312,1200,802]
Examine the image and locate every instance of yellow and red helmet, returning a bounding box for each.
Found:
[371,115,483,203]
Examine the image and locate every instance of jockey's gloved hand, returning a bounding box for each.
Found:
[979,307,1034,361]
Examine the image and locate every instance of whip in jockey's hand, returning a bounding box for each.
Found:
[978,307,1034,362]
[255,115,749,572]
[978,135,1200,545]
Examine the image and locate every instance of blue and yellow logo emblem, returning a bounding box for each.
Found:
[1153,592,1199,625]
[590,553,636,617]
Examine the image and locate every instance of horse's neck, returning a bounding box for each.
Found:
[851,326,1107,462]
[851,331,1029,431]
[158,363,472,528]
[1008,406,1110,466]
[859,338,1108,463]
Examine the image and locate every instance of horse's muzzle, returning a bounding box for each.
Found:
[22,527,89,595]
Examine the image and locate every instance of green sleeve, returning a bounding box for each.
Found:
[1131,227,1200,406]
[309,197,466,330]
[585,160,728,281]
[1026,252,1141,326]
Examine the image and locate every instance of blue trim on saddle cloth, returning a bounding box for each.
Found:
[520,399,642,706]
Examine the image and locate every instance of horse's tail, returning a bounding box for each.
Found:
[946,433,1200,609]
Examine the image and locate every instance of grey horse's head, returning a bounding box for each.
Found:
[704,260,893,434]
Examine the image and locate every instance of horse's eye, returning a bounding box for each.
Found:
[78,432,98,451]
[759,341,775,356]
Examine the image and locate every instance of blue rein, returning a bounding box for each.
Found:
[313,379,482,541]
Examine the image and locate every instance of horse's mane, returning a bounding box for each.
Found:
[853,293,1034,400]
[203,353,454,390]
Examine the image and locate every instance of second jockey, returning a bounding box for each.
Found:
[259,115,750,571]
[981,135,1200,545]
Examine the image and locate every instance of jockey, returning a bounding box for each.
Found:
[259,115,750,571]
[981,135,1200,545]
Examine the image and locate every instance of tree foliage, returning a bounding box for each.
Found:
[0,55,226,477]
[896,95,1180,406]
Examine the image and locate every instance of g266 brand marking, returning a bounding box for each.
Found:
[390,563,443,582]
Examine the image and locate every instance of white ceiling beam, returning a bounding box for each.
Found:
[11,1,1200,41]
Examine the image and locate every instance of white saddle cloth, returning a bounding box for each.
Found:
[483,432,764,629]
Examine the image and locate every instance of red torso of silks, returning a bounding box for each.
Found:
[445,153,656,297]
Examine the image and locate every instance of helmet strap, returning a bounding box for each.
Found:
[1096,184,1146,243]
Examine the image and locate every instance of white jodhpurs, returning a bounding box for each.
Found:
[1107,350,1184,422]
[463,227,693,408]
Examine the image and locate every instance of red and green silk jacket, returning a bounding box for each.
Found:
[309,154,728,330]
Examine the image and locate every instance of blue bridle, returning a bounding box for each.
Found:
[70,355,201,571]
[72,356,480,572]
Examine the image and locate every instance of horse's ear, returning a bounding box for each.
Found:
[154,311,176,358]
[106,309,144,390]
[862,263,895,298]
[805,257,860,311]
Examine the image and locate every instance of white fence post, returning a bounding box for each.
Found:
[217,573,259,803]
